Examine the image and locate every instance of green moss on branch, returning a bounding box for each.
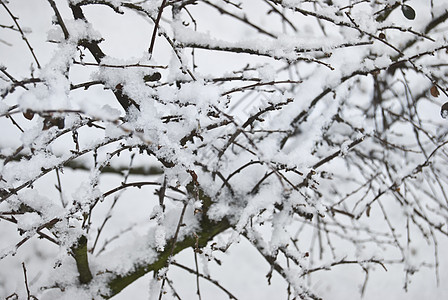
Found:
[105,185,231,298]
[71,235,93,284]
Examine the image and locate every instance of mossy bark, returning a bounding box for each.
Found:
[105,184,231,298]
[71,235,93,284]
[106,218,230,298]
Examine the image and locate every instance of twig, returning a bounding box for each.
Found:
[181,41,334,69]
[172,262,239,299]
[202,0,277,39]
[91,154,135,253]
[70,3,140,111]
[149,0,167,55]
[0,135,129,204]
[95,224,136,256]
[345,12,403,56]
[73,0,124,14]
[165,277,183,300]
[1,218,60,260]
[22,262,32,300]
[193,250,202,300]
[0,23,19,31]
[5,114,24,132]
[263,0,297,31]
[158,175,167,212]
[158,201,189,300]
[121,2,196,81]
[70,80,102,90]
[300,257,388,277]
[55,168,66,207]
[0,0,41,68]
[312,136,365,169]
[73,61,167,68]
[47,0,69,39]
[221,80,303,96]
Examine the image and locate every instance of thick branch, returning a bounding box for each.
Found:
[104,187,231,298]
[69,4,140,111]
[71,235,93,284]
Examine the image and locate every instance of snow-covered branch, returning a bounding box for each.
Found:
[1,0,448,299]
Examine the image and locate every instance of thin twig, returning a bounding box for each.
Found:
[149,0,167,55]
[158,201,189,300]
[172,262,239,299]
[73,61,167,68]
[193,250,202,300]
[47,0,69,39]
[202,0,277,38]
[22,262,32,300]
[221,80,303,96]
[1,0,41,68]
[91,154,135,254]
[55,168,66,207]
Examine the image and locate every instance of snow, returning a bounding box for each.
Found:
[1,0,448,299]
[340,140,351,156]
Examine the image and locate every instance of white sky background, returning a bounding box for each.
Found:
[1,0,448,299]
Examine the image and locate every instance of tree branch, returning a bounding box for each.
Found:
[71,235,93,284]
[105,186,231,298]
